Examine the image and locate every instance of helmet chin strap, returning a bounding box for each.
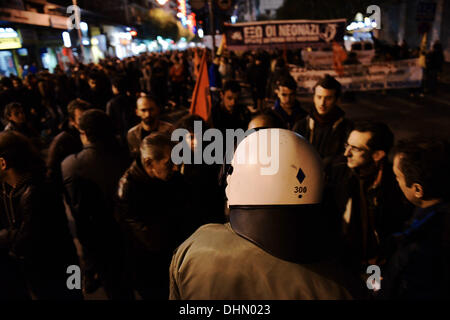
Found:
[229,206,332,264]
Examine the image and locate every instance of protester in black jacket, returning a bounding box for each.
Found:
[210,80,250,134]
[116,132,189,300]
[0,131,81,300]
[293,75,353,167]
[380,137,450,299]
[272,75,307,129]
[174,114,226,228]
[325,122,413,274]
[106,76,138,148]
[3,102,39,139]
[62,110,132,299]
[46,99,92,187]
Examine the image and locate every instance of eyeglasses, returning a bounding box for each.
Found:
[344,143,369,153]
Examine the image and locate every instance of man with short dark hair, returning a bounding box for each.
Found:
[248,109,287,130]
[3,102,36,138]
[106,76,137,148]
[46,99,92,185]
[82,71,112,110]
[127,96,173,159]
[380,137,450,299]
[325,121,413,273]
[293,75,353,166]
[62,110,132,299]
[272,75,307,129]
[0,131,81,300]
[210,80,250,133]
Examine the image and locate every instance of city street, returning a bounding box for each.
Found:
[1,0,450,305]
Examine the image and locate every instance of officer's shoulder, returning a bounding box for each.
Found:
[192,223,228,236]
[177,223,229,247]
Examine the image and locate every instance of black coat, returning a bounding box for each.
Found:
[293,107,353,167]
[0,174,80,299]
[324,159,413,267]
[46,126,83,187]
[115,159,190,255]
[61,144,129,248]
[210,103,250,134]
[380,201,450,299]
[106,94,138,147]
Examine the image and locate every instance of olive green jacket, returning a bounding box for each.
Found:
[170,223,361,300]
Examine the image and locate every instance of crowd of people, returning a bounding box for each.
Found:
[0,46,448,300]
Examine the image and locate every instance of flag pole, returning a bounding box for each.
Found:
[207,0,216,58]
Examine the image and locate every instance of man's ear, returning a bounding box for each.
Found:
[334,95,341,106]
[412,183,424,199]
[0,157,7,170]
[143,158,152,168]
[371,150,386,163]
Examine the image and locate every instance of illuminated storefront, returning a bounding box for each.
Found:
[0,27,22,77]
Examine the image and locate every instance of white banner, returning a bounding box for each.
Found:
[289,59,423,93]
[301,50,375,67]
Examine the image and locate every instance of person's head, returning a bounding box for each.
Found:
[393,137,450,207]
[11,77,22,89]
[274,57,285,70]
[1,77,13,90]
[87,71,103,91]
[221,80,241,113]
[432,41,442,52]
[67,99,92,130]
[220,56,228,65]
[140,132,177,181]
[78,109,115,147]
[313,75,341,116]
[275,75,297,109]
[344,121,393,170]
[0,131,42,182]
[175,114,209,152]
[255,54,263,65]
[4,102,26,125]
[248,110,286,130]
[136,95,160,127]
[111,75,127,95]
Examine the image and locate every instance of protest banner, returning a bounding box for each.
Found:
[289,59,423,93]
[224,19,346,50]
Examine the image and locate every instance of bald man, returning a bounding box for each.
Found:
[127,96,173,158]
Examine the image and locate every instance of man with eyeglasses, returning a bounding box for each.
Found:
[324,121,413,276]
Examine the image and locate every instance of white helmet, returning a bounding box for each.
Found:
[226,128,324,206]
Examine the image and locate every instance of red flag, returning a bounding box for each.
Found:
[332,41,347,76]
[190,49,212,123]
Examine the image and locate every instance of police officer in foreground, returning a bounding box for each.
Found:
[169,129,363,299]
